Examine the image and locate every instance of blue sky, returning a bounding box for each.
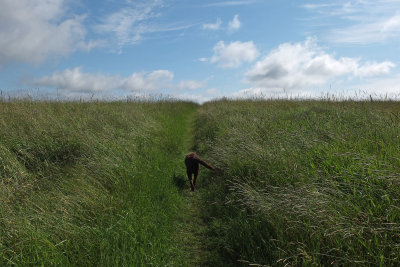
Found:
[1,0,400,102]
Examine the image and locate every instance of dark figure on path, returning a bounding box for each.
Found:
[184,152,215,191]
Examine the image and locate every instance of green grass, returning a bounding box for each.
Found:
[192,99,400,266]
[2,98,400,266]
[0,100,198,265]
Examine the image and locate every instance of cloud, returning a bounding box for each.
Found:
[204,1,257,7]
[302,3,337,10]
[31,67,122,93]
[202,15,241,33]
[211,41,259,68]
[354,74,400,97]
[176,80,207,90]
[95,0,194,51]
[0,0,94,66]
[174,88,222,104]
[303,0,400,44]
[245,38,395,90]
[123,70,174,91]
[328,13,400,44]
[29,67,207,95]
[202,18,222,30]
[228,14,241,32]
[94,0,163,49]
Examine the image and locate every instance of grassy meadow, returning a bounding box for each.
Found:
[1,98,400,266]
[0,100,198,265]
[193,100,400,266]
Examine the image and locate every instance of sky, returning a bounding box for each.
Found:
[1,0,400,102]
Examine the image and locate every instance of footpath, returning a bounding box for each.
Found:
[176,108,211,266]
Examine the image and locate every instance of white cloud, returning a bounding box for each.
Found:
[0,0,94,66]
[123,70,174,91]
[176,80,206,90]
[211,41,259,68]
[202,15,241,33]
[94,0,163,49]
[228,14,241,32]
[174,88,222,104]
[205,1,257,7]
[245,38,395,90]
[203,18,222,30]
[302,3,337,10]
[29,67,208,95]
[355,75,400,98]
[355,62,395,77]
[95,0,194,50]
[95,0,162,46]
[303,0,400,44]
[328,13,400,44]
[31,67,122,92]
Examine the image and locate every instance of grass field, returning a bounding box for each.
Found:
[192,99,400,266]
[1,99,400,266]
[0,100,198,265]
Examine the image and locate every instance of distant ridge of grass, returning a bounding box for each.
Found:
[192,99,400,266]
[0,100,198,265]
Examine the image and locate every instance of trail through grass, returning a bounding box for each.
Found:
[176,109,214,266]
[3,99,400,266]
[0,100,199,266]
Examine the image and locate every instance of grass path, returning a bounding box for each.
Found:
[179,191,211,266]
[175,107,213,266]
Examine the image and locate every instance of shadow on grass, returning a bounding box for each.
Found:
[173,173,187,191]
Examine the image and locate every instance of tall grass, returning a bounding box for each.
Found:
[0,100,198,265]
[3,98,400,266]
[193,100,400,266]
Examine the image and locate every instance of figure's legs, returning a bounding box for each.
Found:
[193,170,198,189]
[187,170,195,191]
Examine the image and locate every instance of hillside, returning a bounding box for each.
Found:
[1,99,400,266]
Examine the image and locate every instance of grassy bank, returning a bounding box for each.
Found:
[193,100,400,266]
[0,100,198,265]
